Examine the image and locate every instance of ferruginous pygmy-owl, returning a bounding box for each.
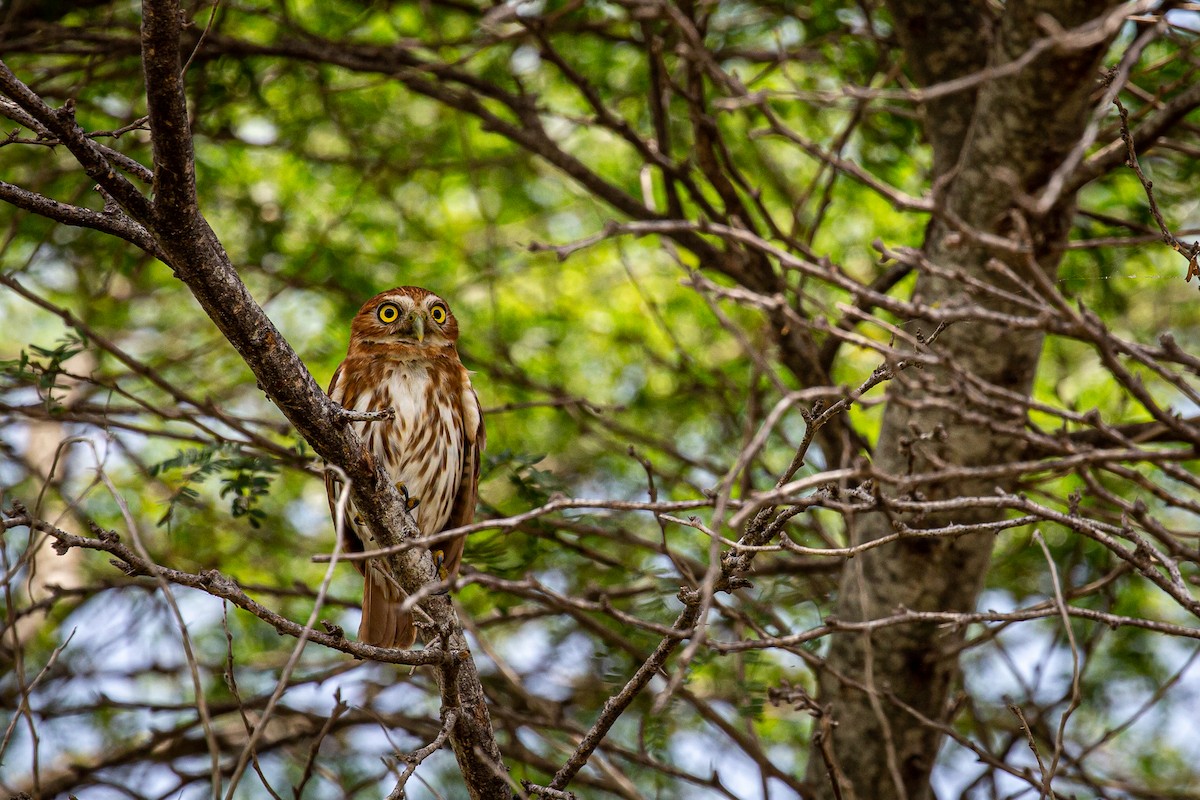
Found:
[325,286,484,648]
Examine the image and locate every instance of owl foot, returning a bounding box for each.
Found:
[394,481,421,511]
[432,549,451,594]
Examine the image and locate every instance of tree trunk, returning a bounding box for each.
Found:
[807,2,1121,797]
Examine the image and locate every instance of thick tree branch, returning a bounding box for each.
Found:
[140,0,197,223]
[0,179,162,256]
[884,0,994,178]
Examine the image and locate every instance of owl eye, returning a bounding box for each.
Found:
[377,303,400,324]
[429,303,448,324]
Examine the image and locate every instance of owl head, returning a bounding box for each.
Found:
[348,286,460,351]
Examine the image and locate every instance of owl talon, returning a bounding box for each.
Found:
[433,549,450,593]
[394,482,421,511]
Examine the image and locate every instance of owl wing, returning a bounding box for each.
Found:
[325,469,369,578]
[438,380,485,580]
[324,362,369,578]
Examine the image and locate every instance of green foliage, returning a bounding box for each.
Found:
[0,330,88,409]
[486,448,566,508]
[149,443,279,530]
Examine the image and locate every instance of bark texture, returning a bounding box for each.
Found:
[807,3,1122,798]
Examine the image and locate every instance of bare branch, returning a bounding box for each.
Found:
[1113,96,1200,282]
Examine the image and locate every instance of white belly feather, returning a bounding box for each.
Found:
[347,360,464,537]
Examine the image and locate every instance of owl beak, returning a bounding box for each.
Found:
[411,313,425,343]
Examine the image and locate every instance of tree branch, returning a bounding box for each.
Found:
[0,179,162,256]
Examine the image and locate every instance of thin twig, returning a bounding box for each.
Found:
[1032,530,1083,800]
[386,709,459,800]
[292,689,349,799]
[338,407,396,423]
[1114,96,1200,282]
[547,598,702,791]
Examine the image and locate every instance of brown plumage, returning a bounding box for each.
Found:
[325,286,484,648]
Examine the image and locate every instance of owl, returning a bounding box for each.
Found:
[325,286,485,648]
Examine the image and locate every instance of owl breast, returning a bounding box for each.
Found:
[340,359,465,536]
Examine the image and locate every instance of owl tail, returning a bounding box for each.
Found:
[359,561,416,649]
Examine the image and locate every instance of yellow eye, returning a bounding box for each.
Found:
[377,302,400,324]
[430,303,448,324]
